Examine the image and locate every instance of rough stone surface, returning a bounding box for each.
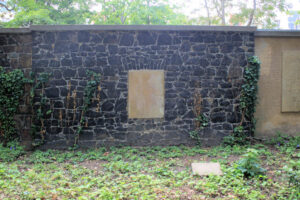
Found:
[0,33,33,149]
[191,162,223,176]
[2,29,254,148]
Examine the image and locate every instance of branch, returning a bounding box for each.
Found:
[247,0,256,26]
[213,0,225,24]
[221,0,225,25]
[204,0,211,25]
[0,2,15,11]
[213,0,222,18]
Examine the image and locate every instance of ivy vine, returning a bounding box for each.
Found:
[28,72,52,146]
[189,92,209,145]
[189,113,209,145]
[224,56,261,146]
[0,67,26,144]
[0,67,102,147]
[240,56,261,135]
[75,70,101,144]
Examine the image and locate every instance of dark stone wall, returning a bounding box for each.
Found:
[31,30,254,148]
[0,33,32,72]
[1,28,254,148]
[0,33,32,148]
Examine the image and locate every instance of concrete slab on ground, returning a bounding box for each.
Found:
[191,162,223,176]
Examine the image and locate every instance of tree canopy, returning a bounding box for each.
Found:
[0,0,294,28]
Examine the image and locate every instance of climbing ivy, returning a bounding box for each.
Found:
[224,56,261,146]
[28,72,52,146]
[240,56,261,135]
[0,67,26,144]
[76,70,101,144]
[189,113,209,145]
[189,92,209,145]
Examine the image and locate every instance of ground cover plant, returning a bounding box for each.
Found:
[0,136,299,200]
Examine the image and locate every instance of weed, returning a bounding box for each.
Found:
[0,144,298,199]
[235,148,266,178]
[266,132,300,155]
[283,160,300,187]
[0,141,25,162]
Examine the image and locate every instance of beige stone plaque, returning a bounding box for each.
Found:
[191,162,223,176]
[128,70,164,118]
[282,51,300,112]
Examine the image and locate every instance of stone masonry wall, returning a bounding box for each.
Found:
[0,27,255,148]
[0,32,33,147]
[31,29,254,148]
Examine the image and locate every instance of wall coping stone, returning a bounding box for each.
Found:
[256,29,300,37]
[2,26,300,36]
[0,28,31,33]
[30,25,257,32]
[1,25,257,33]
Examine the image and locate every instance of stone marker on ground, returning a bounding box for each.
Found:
[191,162,223,176]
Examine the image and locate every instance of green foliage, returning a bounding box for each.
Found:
[192,0,288,28]
[27,72,52,145]
[196,114,209,128]
[1,0,289,28]
[189,114,209,145]
[283,160,300,188]
[0,67,26,143]
[223,125,250,146]
[2,0,189,27]
[83,70,101,112]
[224,56,260,146]
[235,148,266,178]
[93,0,189,25]
[240,56,261,134]
[229,0,287,28]
[0,144,298,199]
[76,70,101,143]
[3,0,95,27]
[0,141,25,162]
[189,131,201,145]
[266,132,300,155]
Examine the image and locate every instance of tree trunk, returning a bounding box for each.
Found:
[247,0,256,26]
[213,0,226,25]
[204,0,211,25]
[221,0,225,25]
[147,0,150,25]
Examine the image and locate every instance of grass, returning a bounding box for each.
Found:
[0,139,299,199]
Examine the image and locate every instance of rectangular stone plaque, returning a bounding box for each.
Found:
[282,51,300,112]
[191,162,223,176]
[128,70,164,118]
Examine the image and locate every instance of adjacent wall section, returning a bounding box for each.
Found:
[255,31,300,137]
[0,30,33,147]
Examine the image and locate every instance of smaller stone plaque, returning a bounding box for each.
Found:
[191,162,223,176]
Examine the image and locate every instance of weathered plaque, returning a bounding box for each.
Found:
[282,51,300,112]
[191,162,223,176]
[128,70,164,118]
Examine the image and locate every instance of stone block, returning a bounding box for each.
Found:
[19,54,32,68]
[137,31,155,45]
[120,33,134,46]
[191,162,223,176]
